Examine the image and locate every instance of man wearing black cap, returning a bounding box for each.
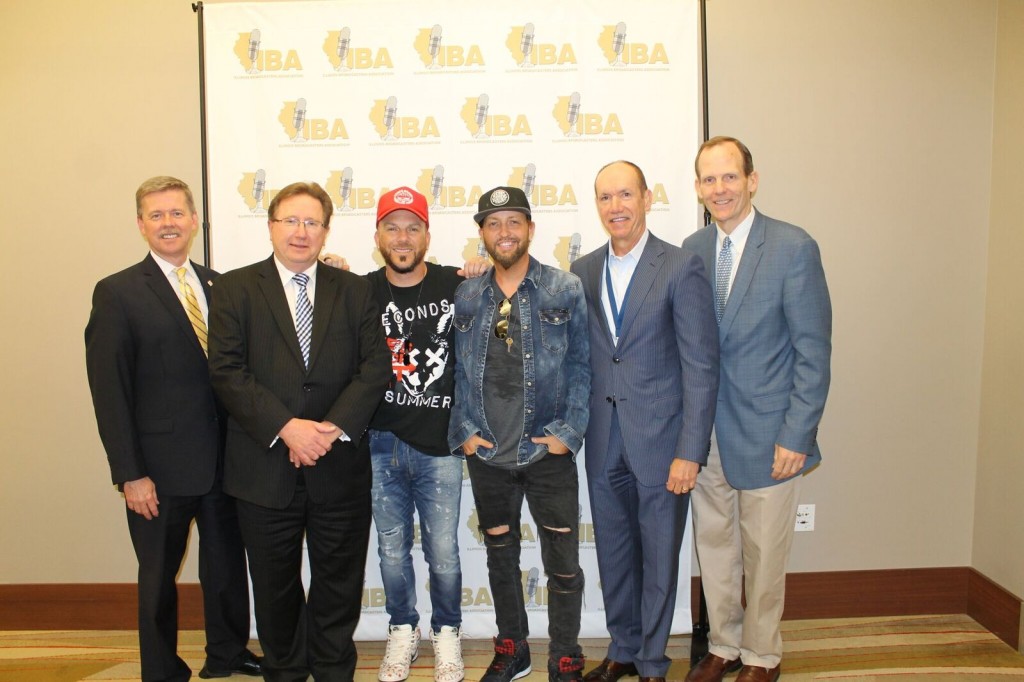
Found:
[448,186,591,682]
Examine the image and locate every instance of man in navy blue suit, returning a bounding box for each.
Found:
[682,137,831,682]
[86,176,260,682]
[571,161,719,682]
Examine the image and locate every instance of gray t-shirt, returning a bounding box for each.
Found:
[482,287,525,469]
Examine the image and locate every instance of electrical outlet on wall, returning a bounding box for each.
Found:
[795,504,815,532]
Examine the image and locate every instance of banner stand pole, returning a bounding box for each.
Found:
[192,1,211,266]
[690,0,712,667]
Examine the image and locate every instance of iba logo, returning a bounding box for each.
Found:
[278,99,349,143]
[506,164,577,209]
[237,169,273,213]
[505,23,577,68]
[322,28,393,72]
[414,25,485,70]
[324,168,394,212]
[552,93,623,138]
[597,22,669,67]
[233,29,302,75]
[460,95,532,140]
[414,165,486,211]
[369,97,440,141]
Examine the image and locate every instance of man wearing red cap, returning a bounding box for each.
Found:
[365,187,466,682]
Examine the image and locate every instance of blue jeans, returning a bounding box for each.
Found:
[369,430,463,631]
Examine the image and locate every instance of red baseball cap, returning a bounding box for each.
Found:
[377,186,429,228]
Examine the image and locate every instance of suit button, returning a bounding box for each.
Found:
[606,396,613,403]
[303,384,312,392]
[613,357,621,363]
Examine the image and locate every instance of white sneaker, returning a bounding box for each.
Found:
[379,624,420,682]
[430,626,465,682]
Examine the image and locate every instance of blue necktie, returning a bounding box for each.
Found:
[293,273,313,368]
[715,236,732,323]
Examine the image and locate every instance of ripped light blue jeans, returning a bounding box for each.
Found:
[369,429,463,631]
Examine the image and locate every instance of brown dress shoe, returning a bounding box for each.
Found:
[735,664,780,682]
[582,658,639,682]
[684,653,743,682]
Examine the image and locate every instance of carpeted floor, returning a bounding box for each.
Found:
[2,615,1023,681]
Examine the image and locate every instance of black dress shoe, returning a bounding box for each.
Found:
[583,658,639,682]
[198,651,263,678]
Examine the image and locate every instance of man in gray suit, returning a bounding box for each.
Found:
[682,137,831,682]
[571,161,719,682]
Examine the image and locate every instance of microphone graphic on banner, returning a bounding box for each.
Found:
[526,567,540,607]
[383,96,398,140]
[474,94,489,139]
[292,98,307,142]
[612,22,627,66]
[428,24,443,69]
[335,27,351,71]
[430,165,444,208]
[568,233,582,264]
[522,163,536,205]
[566,92,581,138]
[247,29,261,74]
[252,169,266,212]
[340,167,354,211]
[519,23,535,67]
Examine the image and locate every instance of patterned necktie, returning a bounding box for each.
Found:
[175,267,208,356]
[715,236,733,323]
[293,273,313,369]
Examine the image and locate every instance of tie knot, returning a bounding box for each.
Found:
[175,267,188,283]
[293,272,309,288]
[722,236,732,250]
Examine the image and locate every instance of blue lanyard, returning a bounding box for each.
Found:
[605,253,636,338]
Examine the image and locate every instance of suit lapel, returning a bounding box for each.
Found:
[257,256,307,370]
[142,255,207,358]
[308,263,338,371]
[719,210,765,342]
[581,249,613,345]
[615,234,664,345]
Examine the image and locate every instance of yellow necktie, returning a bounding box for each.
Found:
[175,267,208,356]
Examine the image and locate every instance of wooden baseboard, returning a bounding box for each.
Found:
[691,567,1020,649]
[2,568,1019,650]
[0,583,204,630]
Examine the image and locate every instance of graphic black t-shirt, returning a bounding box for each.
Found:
[366,263,463,456]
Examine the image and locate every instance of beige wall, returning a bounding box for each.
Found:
[0,0,1019,597]
[974,0,1024,600]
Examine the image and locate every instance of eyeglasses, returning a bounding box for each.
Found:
[272,217,325,230]
[494,298,513,352]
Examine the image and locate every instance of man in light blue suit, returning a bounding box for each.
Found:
[682,137,832,682]
[572,161,719,682]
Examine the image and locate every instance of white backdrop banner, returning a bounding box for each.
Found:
[203,0,701,641]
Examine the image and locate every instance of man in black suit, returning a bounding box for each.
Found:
[85,176,260,682]
[208,181,391,682]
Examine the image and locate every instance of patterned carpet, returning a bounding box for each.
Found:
[2,615,1022,681]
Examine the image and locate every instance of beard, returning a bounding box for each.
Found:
[485,235,531,269]
[382,245,426,274]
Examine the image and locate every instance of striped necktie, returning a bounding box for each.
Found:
[715,236,733,324]
[293,273,313,369]
[175,267,208,356]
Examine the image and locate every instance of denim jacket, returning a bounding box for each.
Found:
[447,257,591,464]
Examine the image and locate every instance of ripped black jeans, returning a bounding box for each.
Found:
[466,453,584,659]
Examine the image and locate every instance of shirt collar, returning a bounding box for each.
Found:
[717,208,755,249]
[607,228,650,263]
[274,257,318,287]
